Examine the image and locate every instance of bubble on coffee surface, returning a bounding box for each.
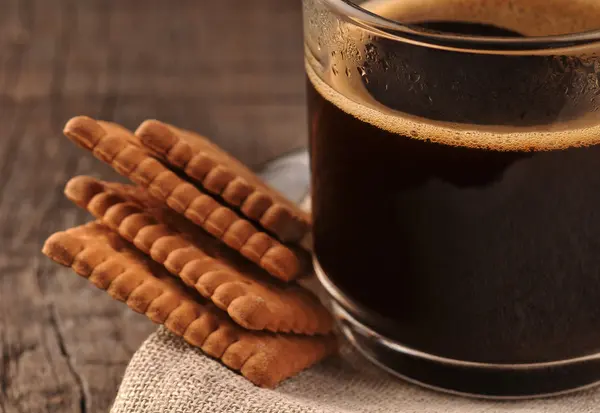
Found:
[307,0,600,151]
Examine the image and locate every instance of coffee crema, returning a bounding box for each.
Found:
[362,0,600,37]
[307,0,600,366]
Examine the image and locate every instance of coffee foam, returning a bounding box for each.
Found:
[306,0,600,152]
[362,0,600,36]
[308,59,600,151]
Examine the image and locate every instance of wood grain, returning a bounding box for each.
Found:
[0,0,305,411]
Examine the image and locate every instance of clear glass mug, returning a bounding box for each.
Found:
[302,0,600,398]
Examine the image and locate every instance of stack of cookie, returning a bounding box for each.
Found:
[42,116,336,388]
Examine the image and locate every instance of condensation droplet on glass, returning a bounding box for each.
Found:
[345,67,351,77]
[332,64,339,76]
[385,83,389,91]
[409,73,421,82]
[357,67,367,77]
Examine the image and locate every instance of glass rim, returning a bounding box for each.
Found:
[324,0,600,53]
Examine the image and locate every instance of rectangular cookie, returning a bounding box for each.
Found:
[64,175,332,335]
[135,119,312,249]
[63,116,310,282]
[41,221,336,388]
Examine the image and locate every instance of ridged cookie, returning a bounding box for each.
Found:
[136,119,312,249]
[63,116,311,282]
[42,221,336,388]
[64,175,332,335]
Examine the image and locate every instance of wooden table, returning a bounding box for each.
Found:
[0,1,306,411]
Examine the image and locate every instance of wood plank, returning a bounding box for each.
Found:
[0,0,307,410]
[1,253,81,413]
[0,96,155,413]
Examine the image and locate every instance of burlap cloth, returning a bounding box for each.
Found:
[110,326,600,412]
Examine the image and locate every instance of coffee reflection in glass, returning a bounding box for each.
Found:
[303,0,600,398]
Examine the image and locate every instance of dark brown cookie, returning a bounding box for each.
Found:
[136,120,312,249]
[63,116,311,281]
[64,175,332,335]
[42,221,336,388]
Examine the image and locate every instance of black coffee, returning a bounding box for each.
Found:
[307,0,600,365]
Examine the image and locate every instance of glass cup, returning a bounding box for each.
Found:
[302,0,600,398]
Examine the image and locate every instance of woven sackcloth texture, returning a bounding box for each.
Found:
[110,326,600,413]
